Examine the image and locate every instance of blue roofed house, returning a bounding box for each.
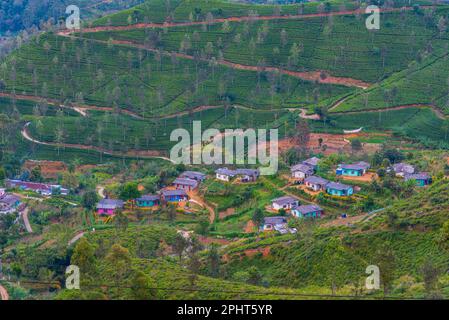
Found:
[304,176,329,192]
[271,196,299,211]
[405,172,432,187]
[326,182,354,197]
[336,161,370,177]
[291,205,324,219]
[291,163,314,181]
[215,168,259,183]
[173,177,199,192]
[180,171,207,182]
[135,195,160,209]
[235,169,260,183]
[390,163,416,177]
[0,189,21,215]
[162,189,189,203]
[262,216,296,234]
[302,157,321,170]
[215,168,236,182]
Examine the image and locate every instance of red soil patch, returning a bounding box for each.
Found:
[279,133,384,156]
[340,172,378,183]
[23,160,67,179]
[198,236,231,246]
[295,184,321,196]
[243,246,271,258]
[278,134,350,155]
[244,220,256,233]
[219,208,236,219]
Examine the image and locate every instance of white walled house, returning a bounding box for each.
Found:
[291,163,314,181]
[271,196,299,211]
[215,168,236,182]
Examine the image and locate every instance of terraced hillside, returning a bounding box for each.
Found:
[1,0,449,162]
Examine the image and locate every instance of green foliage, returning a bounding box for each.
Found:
[82,190,99,210]
[119,182,141,201]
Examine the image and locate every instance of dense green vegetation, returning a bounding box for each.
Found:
[1,32,349,117]
[2,0,449,301]
[87,9,443,82]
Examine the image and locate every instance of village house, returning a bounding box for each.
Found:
[262,216,287,232]
[215,168,259,183]
[291,163,314,181]
[215,168,236,182]
[96,199,124,216]
[135,195,160,209]
[0,188,21,215]
[291,205,324,219]
[5,179,69,196]
[235,169,260,183]
[271,196,299,211]
[173,177,199,191]
[179,171,207,181]
[302,157,321,170]
[304,176,329,192]
[336,161,370,177]
[161,189,189,203]
[405,172,432,187]
[390,163,416,177]
[326,182,354,197]
[262,216,297,234]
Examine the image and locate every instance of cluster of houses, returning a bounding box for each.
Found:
[0,188,21,215]
[263,195,325,234]
[271,196,324,218]
[5,179,69,196]
[215,168,260,183]
[95,171,207,216]
[389,163,432,186]
[290,157,355,197]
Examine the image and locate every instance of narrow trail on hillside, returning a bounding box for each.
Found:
[189,195,216,223]
[64,35,370,89]
[22,207,33,233]
[21,122,175,163]
[68,232,85,246]
[59,6,421,35]
[0,92,142,118]
[328,94,354,111]
[56,6,430,89]
[3,89,319,120]
[331,104,447,120]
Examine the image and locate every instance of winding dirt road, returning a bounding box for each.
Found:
[60,6,423,35]
[22,207,33,233]
[189,195,216,223]
[22,122,175,163]
[331,103,447,120]
[56,6,429,89]
[68,36,370,89]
